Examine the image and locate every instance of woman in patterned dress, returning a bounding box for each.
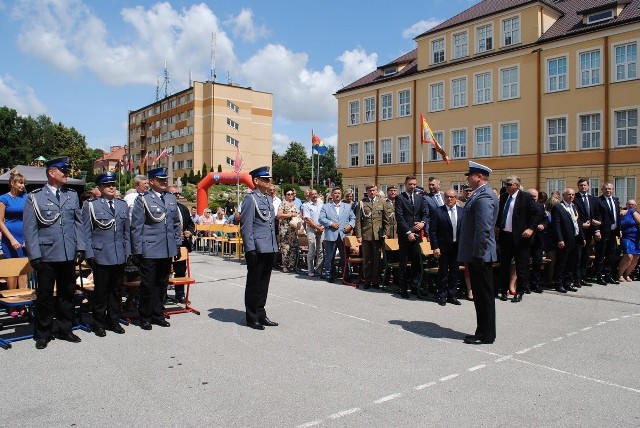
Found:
[277,188,301,273]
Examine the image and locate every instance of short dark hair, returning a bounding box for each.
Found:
[577,177,588,186]
[405,175,417,182]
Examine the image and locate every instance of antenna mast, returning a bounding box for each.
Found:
[210,32,217,82]
[155,75,160,101]
[163,60,170,99]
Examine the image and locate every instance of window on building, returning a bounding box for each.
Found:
[188,109,194,117]
[547,117,567,152]
[162,118,168,126]
[477,24,493,53]
[589,178,600,197]
[364,97,376,123]
[175,144,183,154]
[452,130,467,159]
[380,94,392,120]
[452,77,467,108]
[177,160,185,170]
[547,179,566,195]
[380,138,392,164]
[187,92,194,102]
[579,50,601,87]
[432,38,445,64]
[430,132,444,161]
[615,42,637,81]
[398,90,411,117]
[475,127,491,157]
[155,106,160,114]
[500,123,519,155]
[170,99,176,108]
[502,16,520,46]
[227,118,239,130]
[579,113,601,149]
[430,82,444,112]
[586,10,614,24]
[349,100,360,125]
[547,57,568,92]
[187,125,193,135]
[364,141,375,165]
[453,31,468,59]
[226,157,235,167]
[226,135,239,147]
[615,176,636,201]
[162,102,168,112]
[186,142,193,152]
[179,112,186,121]
[615,109,638,147]
[500,66,519,100]
[398,137,410,163]
[186,159,193,168]
[227,100,239,113]
[475,72,491,104]
[452,182,466,195]
[349,143,359,167]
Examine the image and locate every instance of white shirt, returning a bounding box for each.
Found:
[448,206,458,242]
[272,196,282,213]
[503,190,518,233]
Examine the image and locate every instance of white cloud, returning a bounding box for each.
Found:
[402,18,442,39]
[272,132,292,154]
[0,74,47,116]
[226,8,268,42]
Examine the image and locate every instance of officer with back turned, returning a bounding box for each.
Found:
[241,166,279,330]
[130,167,182,330]
[23,156,86,349]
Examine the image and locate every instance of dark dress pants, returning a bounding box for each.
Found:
[323,239,344,278]
[498,232,531,294]
[577,229,595,280]
[139,257,172,323]
[92,263,125,329]
[398,237,422,292]
[173,259,187,299]
[594,233,617,278]
[362,239,382,285]
[34,261,76,340]
[245,252,276,324]
[437,242,459,299]
[554,235,579,286]
[468,259,495,341]
[529,235,544,288]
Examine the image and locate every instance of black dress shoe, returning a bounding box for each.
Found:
[580,280,589,287]
[556,286,568,293]
[94,327,107,337]
[152,319,171,327]
[437,298,446,306]
[259,317,278,327]
[327,277,335,283]
[524,288,532,294]
[109,325,126,334]
[140,321,152,330]
[511,293,523,303]
[35,339,48,349]
[596,278,607,285]
[531,286,543,294]
[447,297,462,305]
[565,285,578,292]
[176,296,188,304]
[247,322,265,330]
[57,332,82,343]
[464,335,494,344]
[499,293,508,301]
[400,290,410,298]
[363,282,371,289]
[573,282,582,288]
[606,276,620,284]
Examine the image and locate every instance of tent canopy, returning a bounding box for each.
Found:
[33,156,47,161]
[0,165,85,194]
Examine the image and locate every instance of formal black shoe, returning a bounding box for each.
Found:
[176,296,187,304]
[531,286,543,294]
[109,325,126,334]
[363,282,371,289]
[259,317,278,327]
[565,285,578,292]
[556,286,568,293]
[437,298,446,306]
[524,288,531,294]
[152,319,171,327]
[573,282,582,288]
[94,327,106,337]
[606,276,620,284]
[596,277,608,285]
[400,290,410,298]
[447,297,461,305]
[499,293,508,301]
[580,280,589,287]
[327,277,335,283]
[511,293,523,303]
[35,339,48,349]
[464,335,494,344]
[247,322,265,330]
[140,321,152,330]
[57,332,82,343]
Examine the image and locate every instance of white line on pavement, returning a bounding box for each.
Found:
[375,393,402,404]
[468,365,486,372]
[329,408,361,419]
[440,374,459,381]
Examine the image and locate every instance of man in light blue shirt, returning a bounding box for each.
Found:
[302,189,324,276]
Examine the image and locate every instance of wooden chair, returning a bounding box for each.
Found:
[342,235,363,287]
[195,224,217,254]
[165,247,200,316]
[381,238,401,292]
[418,240,438,299]
[221,224,243,260]
[208,224,225,255]
[0,257,36,349]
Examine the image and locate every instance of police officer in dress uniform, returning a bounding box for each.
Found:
[82,172,131,337]
[130,167,182,330]
[241,166,279,330]
[23,156,86,349]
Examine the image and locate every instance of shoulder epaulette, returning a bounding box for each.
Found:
[30,188,42,194]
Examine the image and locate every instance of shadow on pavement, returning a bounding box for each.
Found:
[207,307,245,325]
[389,319,465,340]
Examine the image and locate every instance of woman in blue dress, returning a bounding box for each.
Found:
[617,199,640,282]
[0,171,28,292]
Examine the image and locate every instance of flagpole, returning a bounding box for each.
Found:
[421,143,424,188]
[311,130,314,189]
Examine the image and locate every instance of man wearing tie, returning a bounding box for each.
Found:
[319,187,356,282]
[425,177,445,215]
[429,189,463,306]
[574,178,601,285]
[496,175,542,303]
[458,162,498,345]
[382,186,398,239]
[595,182,621,284]
[395,175,429,298]
[355,184,386,289]
[551,188,585,292]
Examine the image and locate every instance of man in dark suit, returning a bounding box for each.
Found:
[424,177,445,215]
[167,185,195,304]
[551,189,585,292]
[526,188,548,293]
[429,189,463,306]
[458,161,499,345]
[574,178,601,285]
[241,166,279,330]
[495,175,543,303]
[594,182,621,284]
[395,175,429,298]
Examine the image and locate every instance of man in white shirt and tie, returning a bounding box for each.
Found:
[595,182,621,284]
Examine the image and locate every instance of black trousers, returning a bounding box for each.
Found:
[173,259,187,298]
[398,237,422,291]
[92,263,125,329]
[34,261,76,340]
[139,257,171,323]
[577,229,595,280]
[436,243,459,299]
[498,232,531,294]
[529,235,544,287]
[554,235,579,286]
[468,259,495,341]
[594,234,618,277]
[245,252,276,324]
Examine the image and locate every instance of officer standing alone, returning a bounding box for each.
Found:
[130,167,182,330]
[241,166,279,330]
[23,156,86,349]
[82,172,131,336]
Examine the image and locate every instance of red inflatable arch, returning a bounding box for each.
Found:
[196,172,254,214]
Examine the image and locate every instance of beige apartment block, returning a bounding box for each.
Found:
[335,0,640,202]
[128,81,272,182]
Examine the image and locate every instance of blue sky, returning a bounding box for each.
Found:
[0,0,475,155]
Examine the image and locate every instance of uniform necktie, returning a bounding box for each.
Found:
[409,193,414,206]
[109,200,115,215]
[608,197,616,229]
[435,193,443,206]
[582,194,589,216]
[449,207,457,242]
[55,189,60,201]
[160,192,165,203]
[501,196,513,230]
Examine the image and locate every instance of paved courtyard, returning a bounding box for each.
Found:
[3,252,640,427]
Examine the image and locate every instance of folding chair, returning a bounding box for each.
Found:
[0,257,36,349]
[342,235,363,287]
[418,240,438,299]
[221,224,243,260]
[208,224,225,255]
[381,238,401,292]
[295,233,309,274]
[165,247,200,316]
